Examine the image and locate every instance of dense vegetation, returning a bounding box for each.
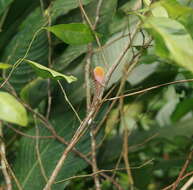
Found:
[0,0,193,189]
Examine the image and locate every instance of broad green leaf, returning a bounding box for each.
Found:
[143,17,193,74]
[159,0,193,38]
[13,114,91,189]
[171,97,193,122]
[139,54,159,64]
[0,63,12,69]
[160,0,192,19]
[24,59,77,83]
[0,91,28,126]
[128,63,158,86]
[80,0,117,41]
[0,0,14,15]
[143,0,151,7]
[1,0,92,91]
[92,29,137,87]
[152,6,168,17]
[1,8,48,92]
[54,45,87,71]
[95,0,118,40]
[20,78,50,108]
[45,23,94,45]
[156,86,179,126]
[50,0,92,20]
[109,12,130,35]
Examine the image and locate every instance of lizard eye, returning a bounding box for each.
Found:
[93,66,105,84]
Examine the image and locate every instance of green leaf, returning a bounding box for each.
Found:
[171,97,193,122]
[24,59,77,83]
[0,63,12,69]
[151,4,168,17]
[143,0,151,7]
[95,0,118,40]
[92,32,133,87]
[0,0,14,15]
[54,45,88,71]
[13,114,91,189]
[20,78,51,108]
[45,23,94,45]
[143,17,193,74]
[160,0,192,19]
[1,0,92,91]
[0,91,28,126]
[50,0,92,20]
[127,63,158,86]
[159,0,193,38]
[139,54,159,64]
[156,86,179,126]
[1,8,48,92]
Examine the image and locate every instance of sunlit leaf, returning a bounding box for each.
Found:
[159,0,193,38]
[0,91,28,126]
[0,63,12,69]
[160,0,192,19]
[143,17,193,73]
[24,59,77,83]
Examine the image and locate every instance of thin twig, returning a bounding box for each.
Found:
[55,159,153,184]
[172,150,193,190]
[43,37,148,190]
[90,130,101,190]
[57,80,82,123]
[94,33,132,53]
[78,0,108,67]
[181,175,193,190]
[162,172,193,190]
[6,124,54,139]
[45,5,53,119]
[105,79,193,102]
[43,100,102,189]
[0,28,44,89]
[0,151,23,190]
[43,4,147,189]
[34,115,48,183]
[0,121,12,190]
[129,133,159,151]
[100,174,124,190]
[94,51,143,135]
[85,46,92,111]
[122,125,134,189]
[94,0,103,28]
[104,22,141,86]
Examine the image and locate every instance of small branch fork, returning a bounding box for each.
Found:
[1,0,193,190]
[5,88,122,190]
[172,150,193,190]
[82,0,104,189]
[163,150,193,190]
[43,2,193,189]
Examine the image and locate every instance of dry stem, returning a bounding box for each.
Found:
[0,121,12,190]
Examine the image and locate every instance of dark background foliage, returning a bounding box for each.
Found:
[0,0,193,190]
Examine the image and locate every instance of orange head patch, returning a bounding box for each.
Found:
[93,66,105,84]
